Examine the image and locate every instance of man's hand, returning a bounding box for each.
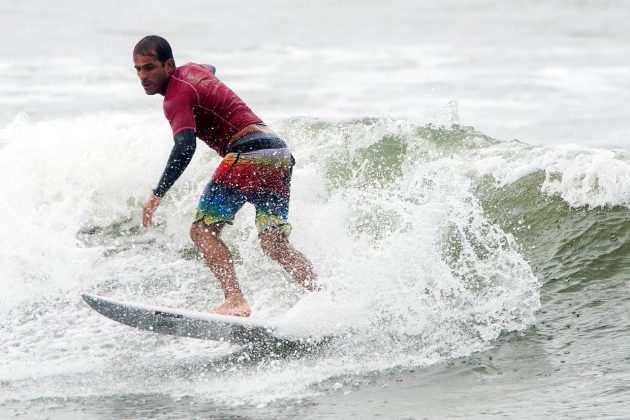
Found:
[142,193,162,227]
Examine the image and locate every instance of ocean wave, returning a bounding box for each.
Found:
[7,113,628,404]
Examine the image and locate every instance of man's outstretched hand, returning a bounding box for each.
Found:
[142,193,162,227]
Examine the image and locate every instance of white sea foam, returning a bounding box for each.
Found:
[0,109,622,407]
[0,115,541,405]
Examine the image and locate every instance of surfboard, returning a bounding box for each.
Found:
[81,293,297,347]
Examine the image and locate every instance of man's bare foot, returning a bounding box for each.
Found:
[209,296,251,317]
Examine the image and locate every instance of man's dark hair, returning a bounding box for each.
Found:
[133,35,174,64]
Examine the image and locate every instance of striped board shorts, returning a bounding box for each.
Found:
[194,133,295,236]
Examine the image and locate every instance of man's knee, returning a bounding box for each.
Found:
[190,222,222,245]
[190,223,202,244]
[259,234,274,256]
[259,229,287,257]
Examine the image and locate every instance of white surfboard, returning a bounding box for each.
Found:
[82,293,297,347]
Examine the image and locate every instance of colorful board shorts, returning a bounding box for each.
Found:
[195,133,295,236]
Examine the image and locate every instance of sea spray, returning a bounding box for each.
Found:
[0,115,563,405]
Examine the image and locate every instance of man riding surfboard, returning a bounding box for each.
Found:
[133,35,317,317]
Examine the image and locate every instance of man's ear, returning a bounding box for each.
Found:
[165,58,176,73]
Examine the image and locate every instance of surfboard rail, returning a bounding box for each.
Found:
[81,293,289,346]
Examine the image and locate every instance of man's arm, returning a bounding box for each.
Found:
[142,129,197,227]
[153,129,197,197]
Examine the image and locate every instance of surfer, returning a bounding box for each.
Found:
[133,35,317,317]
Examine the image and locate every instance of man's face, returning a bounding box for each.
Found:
[133,52,174,95]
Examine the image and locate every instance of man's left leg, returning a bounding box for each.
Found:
[259,228,318,291]
[246,148,317,291]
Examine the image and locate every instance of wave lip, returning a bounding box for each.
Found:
[462,140,630,209]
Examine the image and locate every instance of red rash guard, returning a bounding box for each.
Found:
[163,63,263,156]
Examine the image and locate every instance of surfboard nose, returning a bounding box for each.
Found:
[82,293,98,308]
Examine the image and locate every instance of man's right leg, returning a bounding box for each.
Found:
[190,222,251,317]
[193,155,251,317]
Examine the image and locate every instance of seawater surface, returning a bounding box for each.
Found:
[1,1,629,419]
